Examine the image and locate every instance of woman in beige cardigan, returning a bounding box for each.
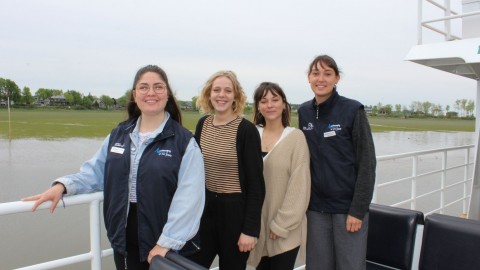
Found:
[248,82,311,270]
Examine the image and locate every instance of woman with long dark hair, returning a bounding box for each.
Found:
[23,65,205,270]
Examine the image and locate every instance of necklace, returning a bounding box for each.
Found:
[262,129,283,152]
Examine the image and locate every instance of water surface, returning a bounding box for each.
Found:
[0,131,475,269]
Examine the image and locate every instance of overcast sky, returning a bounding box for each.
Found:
[1,0,476,108]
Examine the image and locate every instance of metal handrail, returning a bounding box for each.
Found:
[0,144,475,270]
[417,0,480,44]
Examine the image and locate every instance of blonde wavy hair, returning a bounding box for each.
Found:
[196,70,247,115]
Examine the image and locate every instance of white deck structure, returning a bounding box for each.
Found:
[406,0,480,220]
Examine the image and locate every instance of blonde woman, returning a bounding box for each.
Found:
[189,71,265,270]
[248,82,310,270]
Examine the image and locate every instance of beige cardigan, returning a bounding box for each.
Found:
[248,127,311,267]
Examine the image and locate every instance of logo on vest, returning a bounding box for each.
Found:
[328,123,342,131]
[154,148,173,157]
[302,123,314,131]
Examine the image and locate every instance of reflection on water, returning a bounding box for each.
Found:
[0,132,475,269]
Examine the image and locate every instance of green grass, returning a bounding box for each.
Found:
[369,116,474,132]
[0,109,474,140]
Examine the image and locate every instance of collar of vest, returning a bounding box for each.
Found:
[311,89,339,111]
[119,117,175,142]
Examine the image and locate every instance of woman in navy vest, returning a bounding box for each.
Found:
[22,65,205,270]
[298,55,376,270]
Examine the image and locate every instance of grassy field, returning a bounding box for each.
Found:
[0,109,475,139]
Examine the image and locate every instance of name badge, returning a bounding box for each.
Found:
[111,146,125,154]
[324,131,336,138]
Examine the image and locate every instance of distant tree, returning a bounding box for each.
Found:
[116,90,131,108]
[100,95,113,109]
[445,105,450,113]
[410,101,423,114]
[65,90,83,105]
[383,104,393,115]
[466,100,475,117]
[431,104,443,117]
[422,101,432,115]
[22,86,34,104]
[82,93,96,109]
[461,99,468,116]
[395,104,402,114]
[35,88,55,100]
[0,78,21,104]
[454,99,462,116]
[191,96,198,110]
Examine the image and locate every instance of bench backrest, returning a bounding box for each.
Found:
[367,203,424,270]
[419,213,480,270]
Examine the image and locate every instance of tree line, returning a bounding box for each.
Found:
[0,77,131,109]
[366,100,475,118]
[0,77,475,118]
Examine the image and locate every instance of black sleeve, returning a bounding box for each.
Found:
[237,119,265,237]
[194,115,208,147]
[349,108,376,219]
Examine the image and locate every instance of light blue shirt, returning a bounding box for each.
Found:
[56,112,205,250]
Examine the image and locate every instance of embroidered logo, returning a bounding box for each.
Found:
[154,148,173,157]
[328,123,341,131]
[114,142,124,147]
[303,123,314,131]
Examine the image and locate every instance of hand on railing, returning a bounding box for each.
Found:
[148,244,170,263]
[21,183,66,213]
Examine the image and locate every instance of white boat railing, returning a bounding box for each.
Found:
[0,144,475,270]
[417,0,480,44]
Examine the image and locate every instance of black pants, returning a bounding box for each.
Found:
[188,191,249,270]
[257,246,300,270]
[113,203,150,270]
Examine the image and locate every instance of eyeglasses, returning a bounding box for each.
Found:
[135,84,167,94]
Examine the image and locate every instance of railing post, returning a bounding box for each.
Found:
[464,148,470,214]
[444,0,452,40]
[440,151,447,213]
[412,155,418,210]
[418,0,423,44]
[90,199,102,270]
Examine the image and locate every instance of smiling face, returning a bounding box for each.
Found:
[308,61,340,104]
[133,71,168,117]
[258,90,285,124]
[209,76,235,115]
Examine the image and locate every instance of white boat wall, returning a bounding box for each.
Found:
[405,0,480,220]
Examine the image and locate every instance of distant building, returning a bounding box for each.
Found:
[50,95,68,105]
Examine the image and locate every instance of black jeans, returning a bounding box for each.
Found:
[189,191,249,270]
[257,246,300,270]
[113,203,150,270]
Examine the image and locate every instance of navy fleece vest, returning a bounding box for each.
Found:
[103,117,192,261]
[299,91,362,214]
